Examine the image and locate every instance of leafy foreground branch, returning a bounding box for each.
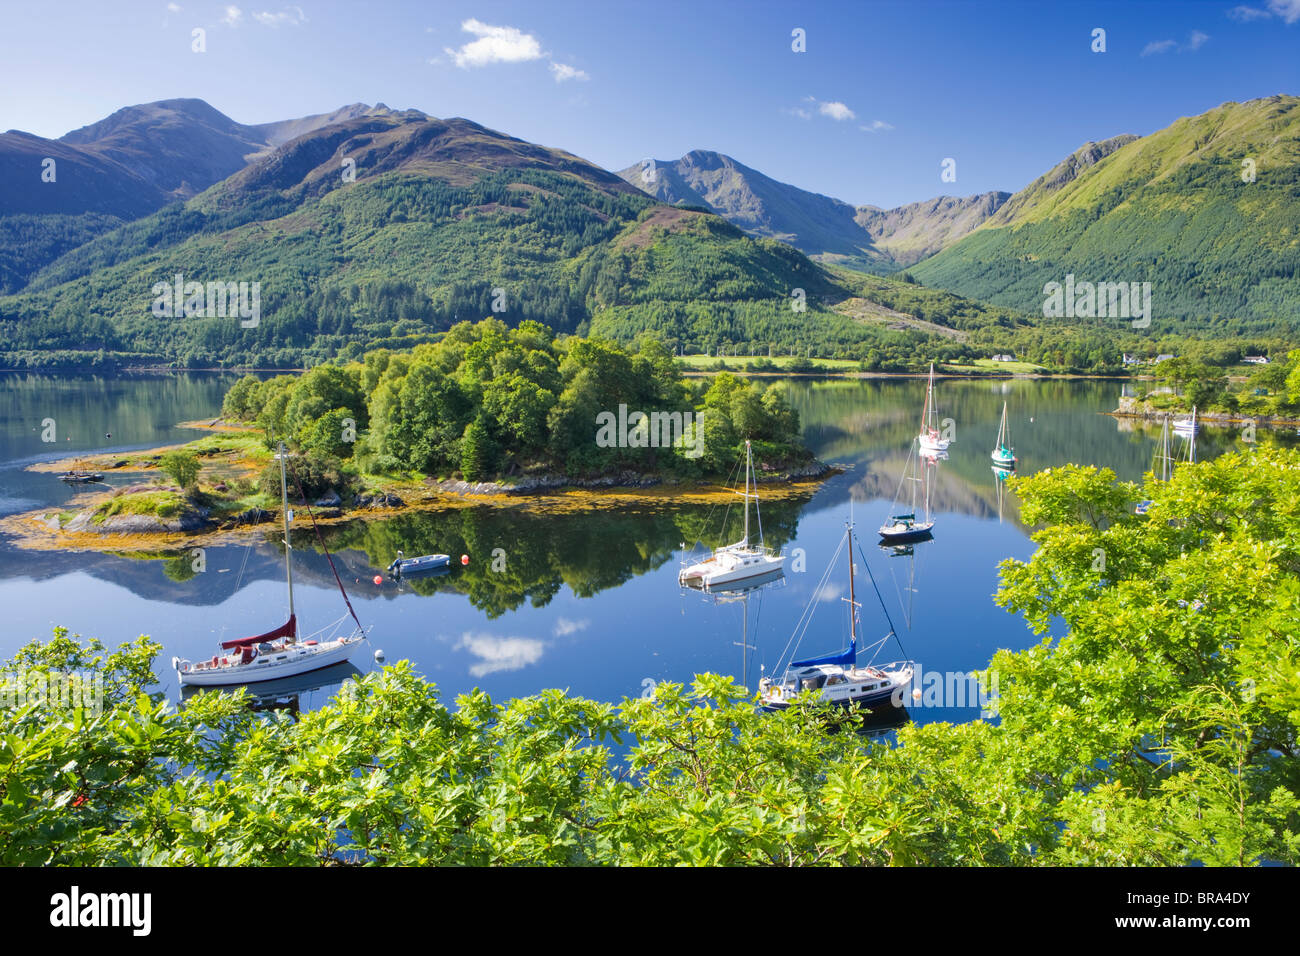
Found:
[4,449,1299,865]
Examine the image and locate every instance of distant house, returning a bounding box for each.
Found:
[1154,354,1175,363]
[990,354,1015,362]
[1244,355,1270,365]
[1122,353,1139,365]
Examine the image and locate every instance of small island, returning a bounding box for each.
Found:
[10,320,833,551]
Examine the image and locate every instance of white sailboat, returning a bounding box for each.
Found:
[1172,405,1198,437]
[991,401,1016,468]
[918,363,950,452]
[679,440,785,590]
[173,442,368,686]
[1135,415,1175,515]
[759,521,913,711]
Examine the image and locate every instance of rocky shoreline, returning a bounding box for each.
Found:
[1110,396,1300,427]
[10,458,837,548]
[430,459,834,497]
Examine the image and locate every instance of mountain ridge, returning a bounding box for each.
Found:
[617,150,1009,270]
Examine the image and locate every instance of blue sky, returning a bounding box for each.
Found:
[2,0,1297,207]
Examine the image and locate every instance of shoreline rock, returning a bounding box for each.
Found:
[428,460,834,497]
[63,507,212,535]
[1111,396,1300,427]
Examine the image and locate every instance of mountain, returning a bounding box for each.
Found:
[616,150,1007,271]
[618,150,888,269]
[0,99,399,293]
[2,106,878,367]
[855,192,1010,267]
[909,96,1300,333]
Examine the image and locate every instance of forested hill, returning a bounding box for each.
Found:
[0,106,881,368]
[909,96,1300,335]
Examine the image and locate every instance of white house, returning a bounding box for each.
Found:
[1244,355,1270,365]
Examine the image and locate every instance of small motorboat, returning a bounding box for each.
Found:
[387,551,451,576]
[59,471,103,483]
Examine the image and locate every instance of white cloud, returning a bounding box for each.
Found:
[550,62,589,83]
[222,4,242,27]
[166,2,181,12]
[790,97,857,122]
[1227,5,1271,20]
[1141,38,1176,56]
[444,19,543,68]
[818,100,856,121]
[553,617,589,637]
[253,6,306,27]
[1226,1,1299,21]
[1144,30,1211,55]
[453,632,545,677]
[1269,0,1300,22]
[860,119,893,133]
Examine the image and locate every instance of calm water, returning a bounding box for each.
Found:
[0,372,1269,723]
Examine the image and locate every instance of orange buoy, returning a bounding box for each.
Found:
[373,575,383,586]
[460,554,469,566]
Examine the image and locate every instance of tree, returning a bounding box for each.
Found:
[158,451,200,490]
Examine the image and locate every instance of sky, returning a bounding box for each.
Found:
[1,0,1297,208]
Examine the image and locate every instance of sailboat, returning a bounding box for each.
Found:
[679,440,785,590]
[173,442,368,686]
[918,363,950,452]
[1172,405,1198,437]
[1135,415,1175,515]
[879,440,936,542]
[759,521,913,711]
[991,401,1017,468]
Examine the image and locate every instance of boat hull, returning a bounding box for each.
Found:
[176,636,363,686]
[679,554,785,589]
[389,554,450,574]
[878,522,934,543]
[761,666,914,713]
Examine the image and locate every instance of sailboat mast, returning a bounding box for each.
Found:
[921,364,933,432]
[743,440,751,545]
[847,524,858,649]
[279,441,296,632]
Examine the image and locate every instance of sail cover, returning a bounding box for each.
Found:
[791,637,856,669]
[221,614,297,649]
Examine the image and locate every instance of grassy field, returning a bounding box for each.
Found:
[674,354,862,371]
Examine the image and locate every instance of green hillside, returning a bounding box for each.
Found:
[910,96,1300,335]
[0,112,877,368]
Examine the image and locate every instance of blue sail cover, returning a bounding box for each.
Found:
[791,634,856,669]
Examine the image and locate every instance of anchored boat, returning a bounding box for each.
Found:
[879,439,936,543]
[760,521,913,712]
[918,363,950,453]
[173,442,368,687]
[387,551,450,576]
[679,440,784,590]
[991,401,1017,468]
